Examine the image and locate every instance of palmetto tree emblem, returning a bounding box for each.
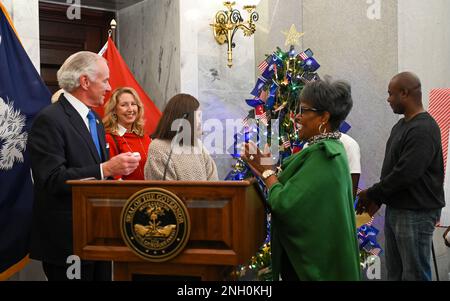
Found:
[0,97,27,170]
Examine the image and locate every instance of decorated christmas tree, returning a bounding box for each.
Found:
[226,25,382,280]
[226,25,320,280]
[225,25,320,181]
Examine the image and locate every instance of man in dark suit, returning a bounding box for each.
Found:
[28,51,141,281]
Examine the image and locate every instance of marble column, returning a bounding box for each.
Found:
[119,0,257,179]
[118,0,181,111]
[180,0,256,179]
[302,0,399,187]
[398,0,450,107]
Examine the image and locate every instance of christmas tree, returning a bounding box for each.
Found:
[225,25,320,182]
[226,25,320,280]
[226,25,382,280]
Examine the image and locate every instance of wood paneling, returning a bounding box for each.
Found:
[39,2,114,93]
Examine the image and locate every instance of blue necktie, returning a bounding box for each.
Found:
[87,110,102,159]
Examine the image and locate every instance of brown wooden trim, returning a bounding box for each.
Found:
[67,179,257,187]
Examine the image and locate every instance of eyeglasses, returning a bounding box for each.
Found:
[299,106,323,115]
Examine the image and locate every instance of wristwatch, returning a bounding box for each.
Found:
[261,169,276,180]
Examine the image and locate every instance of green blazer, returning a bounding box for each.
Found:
[268,139,361,281]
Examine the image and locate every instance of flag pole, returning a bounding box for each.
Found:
[110,19,117,44]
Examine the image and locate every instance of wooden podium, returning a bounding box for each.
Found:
[68,180,266,281]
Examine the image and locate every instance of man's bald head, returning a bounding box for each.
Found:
[387,72,424,116]
[390,72,422,100]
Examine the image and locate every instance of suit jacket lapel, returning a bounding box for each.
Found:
[59,95,102,164]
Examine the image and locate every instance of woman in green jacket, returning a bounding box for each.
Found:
[242,77,361,281]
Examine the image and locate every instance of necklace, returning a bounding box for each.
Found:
[307,131,341,146]
[121,133,148,179]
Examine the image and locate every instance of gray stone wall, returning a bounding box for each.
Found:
[118,0,181,111]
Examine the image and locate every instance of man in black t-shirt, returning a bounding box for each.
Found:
[357,72,445,281]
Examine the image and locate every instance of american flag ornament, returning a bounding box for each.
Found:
[255,105,268,126]
[258,56,271,73]
[297,48,313,61]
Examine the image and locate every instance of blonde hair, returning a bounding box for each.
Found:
[51,89,64,103]
[103,87,145,136]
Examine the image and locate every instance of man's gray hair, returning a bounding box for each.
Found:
[57,51,105,92]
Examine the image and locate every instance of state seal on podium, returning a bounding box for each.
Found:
[121,188,191,262]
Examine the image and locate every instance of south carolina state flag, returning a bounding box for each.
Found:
[0,4,51,279]
[97,37,161,135]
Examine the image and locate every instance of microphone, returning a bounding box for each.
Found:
[162,112,189,180]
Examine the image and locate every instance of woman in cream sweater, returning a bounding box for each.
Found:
[144,93,218,181]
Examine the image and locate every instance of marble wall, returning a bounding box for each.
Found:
[118,0,181,111]
[179,0,256,179]
[255,0,302,75]
[119,0,257,179]
[2,0,40,72]
[397,0,450,281]
[302,0,399,188]
[398,0,450,107]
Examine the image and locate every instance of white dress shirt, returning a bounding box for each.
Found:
[63,91,105,179]
[117,124,127,137]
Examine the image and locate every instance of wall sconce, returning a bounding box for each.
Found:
[211,1,259,68]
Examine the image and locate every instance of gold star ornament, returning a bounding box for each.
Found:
[282,24,305,46]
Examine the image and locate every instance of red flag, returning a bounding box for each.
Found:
[95,37,161,135]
